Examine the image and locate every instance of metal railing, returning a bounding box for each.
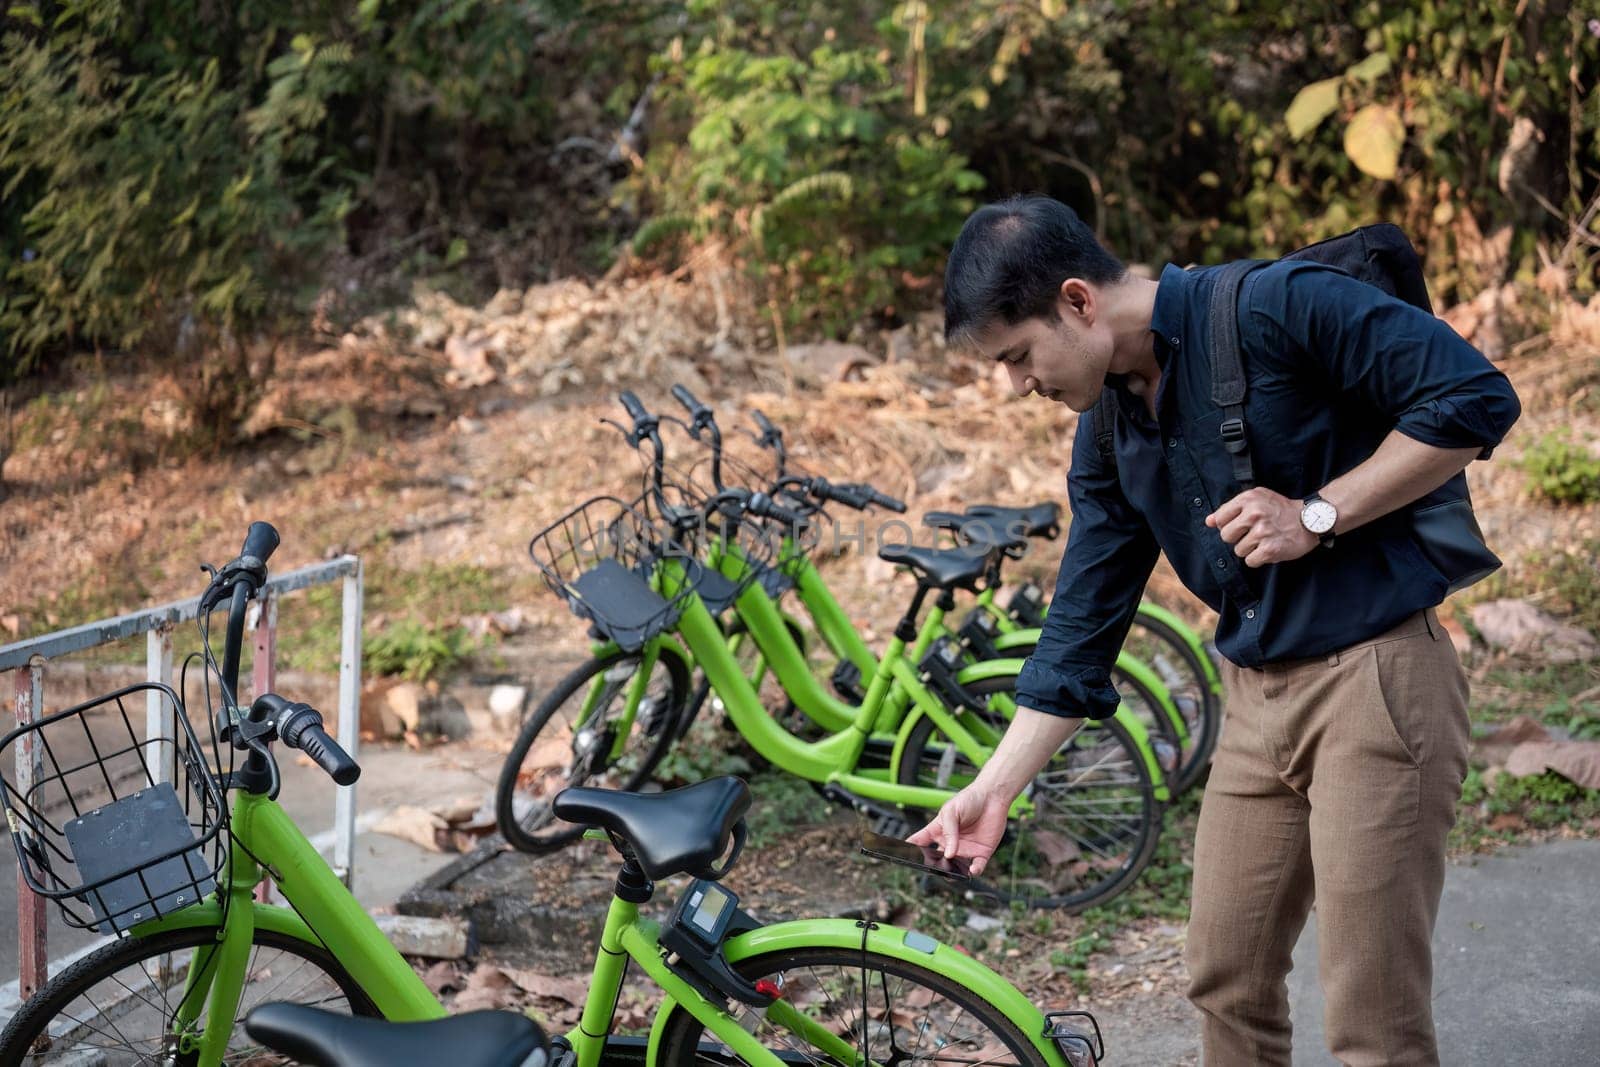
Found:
[0,556,363,1002]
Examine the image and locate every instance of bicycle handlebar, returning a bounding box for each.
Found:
[619,391,650,424]
[671,384,711,423]
[256,694,361,786]
[240,521,280,569]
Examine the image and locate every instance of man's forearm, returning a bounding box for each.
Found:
[1320,430,1480,535]
[973,706,1084,800]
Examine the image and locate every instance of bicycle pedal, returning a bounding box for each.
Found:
[869,813,912,839]
[830,661,865,703]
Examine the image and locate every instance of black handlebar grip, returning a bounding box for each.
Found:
[671,384,709,418]
[749,492,807,528]
[240,522,280,566]
[300,724,361,786]
[870,489,907,514]
[752,409,777,436]
[619,391,649,422]
[274,699,361,786]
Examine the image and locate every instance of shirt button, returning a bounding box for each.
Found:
[1170,336,1180,346]
[1192,497,1203,507]
[1167,438,1179,449]
[1245,608,1256,620]
[1215,557,1226,568]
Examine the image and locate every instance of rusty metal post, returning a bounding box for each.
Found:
[15,658,48,998]
[251,588,277,699]
[250,590,278,903]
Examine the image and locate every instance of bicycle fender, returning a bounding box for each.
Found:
[644,919,1075,1067]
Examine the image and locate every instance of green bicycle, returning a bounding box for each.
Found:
[497,397,1166,911]
[0,524,442,1065]
[0,527,1105,1067]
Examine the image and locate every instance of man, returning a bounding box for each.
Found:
[911,195,1520,1066]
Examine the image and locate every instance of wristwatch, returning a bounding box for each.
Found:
[1300,492,1337,549]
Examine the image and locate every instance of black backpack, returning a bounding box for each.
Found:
[1091,222,1500,593]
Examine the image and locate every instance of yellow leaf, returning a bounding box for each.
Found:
[1344,104,1405,180]
[1285,77,1341,139]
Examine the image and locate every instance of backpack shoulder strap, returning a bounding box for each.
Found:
[1092,386,1117,458]
[1207,260,1269,489]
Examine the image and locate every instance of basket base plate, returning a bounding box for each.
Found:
[64,782,216,934]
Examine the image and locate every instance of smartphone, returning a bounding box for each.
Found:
[859,829,973,881]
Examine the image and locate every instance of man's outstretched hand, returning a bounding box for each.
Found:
[907,782,1013,878]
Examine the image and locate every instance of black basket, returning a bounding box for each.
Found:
[528,495,707,651]
[0,683,227,934]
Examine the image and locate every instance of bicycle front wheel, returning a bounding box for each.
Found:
[897,676,1162,912]
[496,647,689,853]
[0,924,376,1065]
[654,946,1047,1067]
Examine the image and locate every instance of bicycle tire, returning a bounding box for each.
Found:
[1125,613,1221,793]
[1004,612,1219,796]
[654,945,1048,1067]
[0,924,376,1065]
[896,676,1162,912]
[496,647,689,854]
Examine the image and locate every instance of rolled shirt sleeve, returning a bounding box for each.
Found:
[1015,414,1160,720]
[1245,262,1521,458]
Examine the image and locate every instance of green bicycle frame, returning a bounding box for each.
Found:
[128,788,446,1065]
[662,556,1167,810]
[696,543,1168,802]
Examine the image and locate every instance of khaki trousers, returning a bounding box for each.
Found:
[1186,608,1471,1066]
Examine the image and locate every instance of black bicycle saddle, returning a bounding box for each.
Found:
[876,543,990,591]
[552,776,750,880]
[963,502,1061,539]
[244,1005,546,1067]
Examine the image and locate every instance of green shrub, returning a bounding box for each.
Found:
[364,619,478,682]
[1520,433,1600,505]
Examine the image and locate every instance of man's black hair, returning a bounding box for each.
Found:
[944,196,1126,347]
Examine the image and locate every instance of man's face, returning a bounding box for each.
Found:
[971,287,1111,412]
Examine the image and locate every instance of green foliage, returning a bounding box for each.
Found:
[0,2,350,379]
[635,3,982,330]
[3,0,1593,371]
[1520,432,1600,505]
[364,619,477,682]
[0,0,615,380]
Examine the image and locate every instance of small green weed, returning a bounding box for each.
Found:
[1519,432,1600,505]
[364,619,479,682]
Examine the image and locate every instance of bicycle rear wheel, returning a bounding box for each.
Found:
[896,677,1163,912]
[0,924,375,1065]
[654,945,1047,1067]
[1125,613,1221,793]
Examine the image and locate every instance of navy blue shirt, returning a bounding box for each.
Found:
[1015,260,1521,720]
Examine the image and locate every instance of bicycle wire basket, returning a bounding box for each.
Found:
[528,494,708,651]
[643,455,795,613]
[0,682,227,934]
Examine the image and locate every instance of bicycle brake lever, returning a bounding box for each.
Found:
[599,417,639,445]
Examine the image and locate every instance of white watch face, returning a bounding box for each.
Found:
[1302,499,1337,535]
